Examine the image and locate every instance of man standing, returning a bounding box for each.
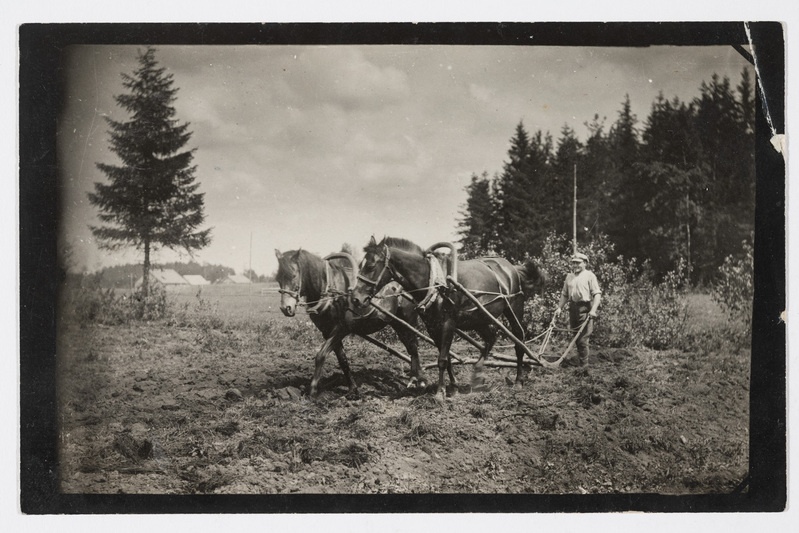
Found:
[554,252,602,366]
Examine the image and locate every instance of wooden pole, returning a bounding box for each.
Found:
[573,163,578,255]
[446,276,555,368]
[551,317,591,366]
[452,329,522,363]
[368,300,465,363]
[357,334,412,364]
[424,359,529,371]
[454,328,485,352]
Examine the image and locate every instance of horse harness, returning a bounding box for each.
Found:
[356,245,526,337]
[279,259,350,315]
[444,257,521,307]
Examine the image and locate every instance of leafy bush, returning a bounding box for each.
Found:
[682,237,754,353]
[63,275,170,324]
[169,289,226,330]
[712,237,753,335]
[525,232,689,350]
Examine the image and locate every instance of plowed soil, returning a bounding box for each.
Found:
[57,289,749,495]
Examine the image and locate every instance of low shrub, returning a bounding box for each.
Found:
[711,237,753,349]
[62,275,170,324]
[169,289,227,330]
[525,232,689,350]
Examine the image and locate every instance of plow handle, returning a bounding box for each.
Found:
[426,242,458,282]
[323,252,359,289]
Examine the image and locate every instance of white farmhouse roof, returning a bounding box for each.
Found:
[220,274,252,284]
[183,274,210,285]
[135,268,188,288]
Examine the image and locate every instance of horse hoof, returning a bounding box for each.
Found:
[435,391,447,404]
[406,377,417,389]
[513,382,524,391]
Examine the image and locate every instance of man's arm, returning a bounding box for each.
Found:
[555,281,568,316]
[589,292,601,318]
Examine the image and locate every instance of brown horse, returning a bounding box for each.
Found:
[274,248,426,397]
[351,237,546,401]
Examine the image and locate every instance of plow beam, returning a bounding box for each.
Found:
[356,333,412,365]
[368,300,465,364]
[446,275,557,369]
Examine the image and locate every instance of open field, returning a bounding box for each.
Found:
[57,286,749,495]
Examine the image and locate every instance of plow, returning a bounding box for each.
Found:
[349,241,589,372]
[367,285,589,371]
[272,240,589,396]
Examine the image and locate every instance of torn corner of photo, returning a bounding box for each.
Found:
[770,134,786,157]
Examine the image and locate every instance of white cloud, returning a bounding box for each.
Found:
[58,44,753,277]
[469,83,495,102]
[288,47,411,111]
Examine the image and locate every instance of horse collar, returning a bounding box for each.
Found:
[306,260,334,314]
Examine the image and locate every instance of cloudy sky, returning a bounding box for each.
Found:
[58,43,752,276]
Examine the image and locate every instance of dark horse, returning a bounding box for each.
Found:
[274,248,426,397]
[351,237,546,401]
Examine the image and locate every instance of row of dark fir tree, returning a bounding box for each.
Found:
[457,69,756,283]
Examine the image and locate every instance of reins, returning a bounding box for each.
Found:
[358,243,527,334]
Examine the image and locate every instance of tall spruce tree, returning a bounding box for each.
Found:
[457,172,497,258]
[495,122,535,261]
[691,73,753,280]
[551,125,582,238]
[580,122,611,243]
[88,47,211,295]
[495,122,554,260]
[604,95,641,260]
[638,94,707,278]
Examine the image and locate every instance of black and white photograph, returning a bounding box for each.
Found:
[17,19,786,519]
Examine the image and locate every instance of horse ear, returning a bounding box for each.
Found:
[369,235,377,246]
[274,249,282,260]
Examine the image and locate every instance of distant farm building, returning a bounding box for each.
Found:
[217,274,252,284]
[183,274,211,286]
[134,269,189,290]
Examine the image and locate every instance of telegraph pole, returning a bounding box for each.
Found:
[249,231,253,288]
[573,163,578,255]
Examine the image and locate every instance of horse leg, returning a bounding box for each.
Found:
[395,325,427,389]
[310,326,343,397]
[332,340,359,399]
[436,319,457,401]
[447,358,457,389]
[505,303,528,389]
[471,323,497,391]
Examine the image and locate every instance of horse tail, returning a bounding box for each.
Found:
[516,260,548,296]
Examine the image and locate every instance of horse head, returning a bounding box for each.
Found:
[275,249,302,317]
[518,260,549,297]
[351,236,390,308]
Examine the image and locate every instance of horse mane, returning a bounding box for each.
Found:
[516,260,548,295]
[276,249,324,285]
[366,236,424,256]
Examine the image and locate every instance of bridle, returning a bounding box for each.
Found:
[279,252,358,315]
[277,266,302,301]
[356,244,398,297]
